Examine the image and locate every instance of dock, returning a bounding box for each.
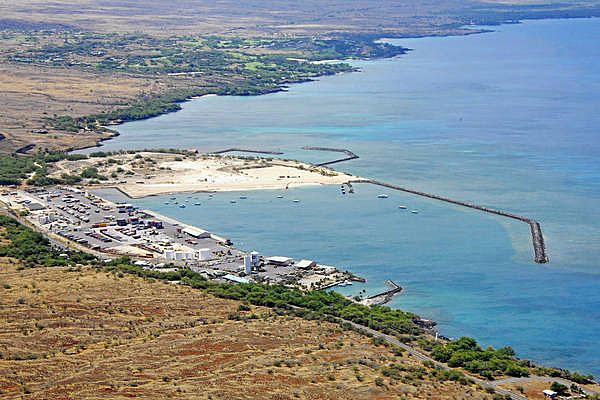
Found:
[302,146,359,166]
[358,179,549,264]
[360,280,403,306]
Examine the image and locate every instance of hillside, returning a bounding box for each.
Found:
[0,260,492,399]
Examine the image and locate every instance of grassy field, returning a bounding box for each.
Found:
[0,260,496,399]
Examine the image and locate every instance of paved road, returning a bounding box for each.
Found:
[343,319,599,399]
[341,320,529,400]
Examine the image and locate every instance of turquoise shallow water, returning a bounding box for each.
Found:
[93,19,600,375]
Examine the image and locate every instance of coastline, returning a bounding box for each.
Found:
[67,18,600,155]
[53,151,360,199]
[48,17,600,378]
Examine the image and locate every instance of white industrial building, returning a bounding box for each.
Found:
[265,256,293,266]
[182,227,211,239]
[295,259,316,269]
[164,248,212,262]
[198,248,211,261]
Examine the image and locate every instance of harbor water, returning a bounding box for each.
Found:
[94,18,600,375]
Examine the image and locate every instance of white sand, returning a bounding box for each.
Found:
[53,152,359,198]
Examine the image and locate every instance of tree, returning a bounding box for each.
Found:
[550,381,568,395]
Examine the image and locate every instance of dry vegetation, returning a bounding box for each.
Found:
[2,0,599,36]
[0,58,213,154]
[0,0,599,154]
[0,260,493,399]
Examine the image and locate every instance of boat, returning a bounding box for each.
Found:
[170,197,176,200]
[398,205,407,209]
[194,202,201,206]
[338,280,353,287]
[293,199,300,203]
[411,210,419,214]
[276,195,284,199]
[179,204,186,208]
[230,200,237,204]
[377,194,389,199]
[164,202,170,205]
[239,195,247,199]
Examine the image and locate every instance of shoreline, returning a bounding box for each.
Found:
[54,151,360,199]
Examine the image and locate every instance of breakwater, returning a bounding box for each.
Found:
[302,146,359,166]
[359,179,549,264]
[210,148,284,155]
[360,280,403,306]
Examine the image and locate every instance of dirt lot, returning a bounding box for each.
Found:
[0,260,492,399]
[0,62,200,154]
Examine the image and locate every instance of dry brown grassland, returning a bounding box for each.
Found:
[0,258,493,399]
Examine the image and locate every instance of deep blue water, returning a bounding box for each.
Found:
[94,19,600,375]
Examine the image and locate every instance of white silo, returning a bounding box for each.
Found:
[244,255,253,274]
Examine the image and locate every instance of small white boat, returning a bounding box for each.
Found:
[239,195,247,199]
[338,280,353,287]
[230,200,237,204]
[377,194,389,199]
[164,202,170,205]
[276,195,284,199]
[170,197,176,200]
[293,199,300,203]
[411,210,419,214]
[194,202,201,206]
[179,204,186,208]
[398,205,407,209]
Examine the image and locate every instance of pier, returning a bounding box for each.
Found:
[360,179,549,264]
[210,148,284,155]
[360,280,403,306]
[302,146,359,166]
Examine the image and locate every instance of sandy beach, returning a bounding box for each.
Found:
[53,151,359,198]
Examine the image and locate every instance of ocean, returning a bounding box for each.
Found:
[91,18,600,375]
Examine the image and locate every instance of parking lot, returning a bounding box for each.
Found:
[0,187,356,288]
